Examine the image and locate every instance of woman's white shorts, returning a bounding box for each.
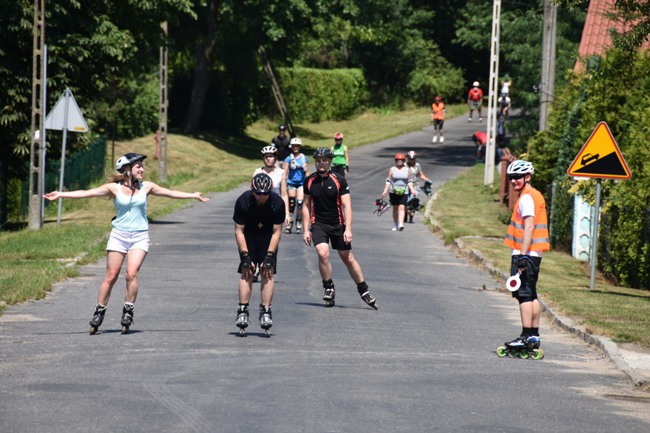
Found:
[106,228,150,253]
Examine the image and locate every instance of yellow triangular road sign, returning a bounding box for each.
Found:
[567,122,631,179]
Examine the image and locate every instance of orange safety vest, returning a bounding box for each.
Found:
[504,186,550,252]
[431,102,445,120]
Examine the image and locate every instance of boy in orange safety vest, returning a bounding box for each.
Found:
[501,160,550,356]
[430,96,445,143]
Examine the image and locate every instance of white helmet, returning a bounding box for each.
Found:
[290,137,302,147]
[116,153,146,173]
[473,81,480,87]
[507,160,534,175]
[261,145,277,156]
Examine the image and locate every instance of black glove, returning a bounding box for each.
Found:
[240,251,252,270]
[423,180,432,195]
[262,251,276,269]
[515,254,529,270]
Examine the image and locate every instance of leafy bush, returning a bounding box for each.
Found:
[276,67,367,122]
[527,49,650,288]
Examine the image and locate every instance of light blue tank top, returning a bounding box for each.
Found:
[112,181,148,231]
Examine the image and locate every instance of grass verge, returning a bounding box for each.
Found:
[428,164,650,347]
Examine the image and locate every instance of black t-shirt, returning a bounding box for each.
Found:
[304,172,350,225]
[233,190,286,236]
[272,135,291,161]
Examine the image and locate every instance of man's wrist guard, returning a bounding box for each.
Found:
[262,251,276,269]
[239,251,252,269]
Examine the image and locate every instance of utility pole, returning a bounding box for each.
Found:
[158,21,169,183]
[28,0,45,230]
[484,0,501,185]
[539,0,557,131]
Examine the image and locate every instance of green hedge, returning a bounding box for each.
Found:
[276,67,367,122]
[527,50,650,289]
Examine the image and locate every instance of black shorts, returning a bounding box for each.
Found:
[510,255,542,303]
[433,119,444,130]
[310,221,351,251]
[238,235,277,274]
[389,192,408,206]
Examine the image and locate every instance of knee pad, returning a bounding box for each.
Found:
[297,199,303,209]
[289,197,296,212]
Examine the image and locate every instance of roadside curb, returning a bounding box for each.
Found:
[425,200,649,388]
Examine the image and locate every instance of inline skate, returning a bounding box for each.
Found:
[259,305,273,337]
[236,304,249,336]
[323,280,335,308]
[496,335,544,360]
[357,282,378,310]
[89,304,106,335]
[120,303,135,334]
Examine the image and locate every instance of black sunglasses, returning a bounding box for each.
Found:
[254,190,271,195]
[508,174,525,180]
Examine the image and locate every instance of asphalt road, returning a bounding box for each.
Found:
[1,116,649,433]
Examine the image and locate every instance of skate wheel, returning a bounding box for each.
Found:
[518,351,529,359]
[496,346,507,357]
[370,303,378,310]
[532,349,544,360]
[264,329,270,337]
[121,326,129,334]
[239,328,246,337]
[324,301,335,308]
[89,326,98,335]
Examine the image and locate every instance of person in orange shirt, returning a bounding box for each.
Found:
[500,160,550,359]
[430,96,445,143]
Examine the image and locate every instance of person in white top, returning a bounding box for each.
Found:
[44,153,209,334]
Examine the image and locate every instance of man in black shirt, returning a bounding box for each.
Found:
[233,173,286,335]
[302,147,378,309]
[272,124,291,167]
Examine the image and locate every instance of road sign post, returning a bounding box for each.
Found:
[567,122,631,289]
[45,88,88,225]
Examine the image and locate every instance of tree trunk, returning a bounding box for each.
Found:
[183,0,219,132]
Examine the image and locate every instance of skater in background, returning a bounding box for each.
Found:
[467,81,484,122]
[405,150,432,224]
[472,130,488,161]
[502,160,550,352]
[43,153,209,334]
[233,173,286,336]
[272,124,291,167]
[283,137,310,234]
[302,147,378,310]
[430,96,445,143]
[381,153,416,231]
[330,132,349,178]
[253,145,290,225]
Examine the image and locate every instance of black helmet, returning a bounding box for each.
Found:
[251,172,273,195]
[116,153,147,173]
[313,147,333,159]
[278,124,287,131]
